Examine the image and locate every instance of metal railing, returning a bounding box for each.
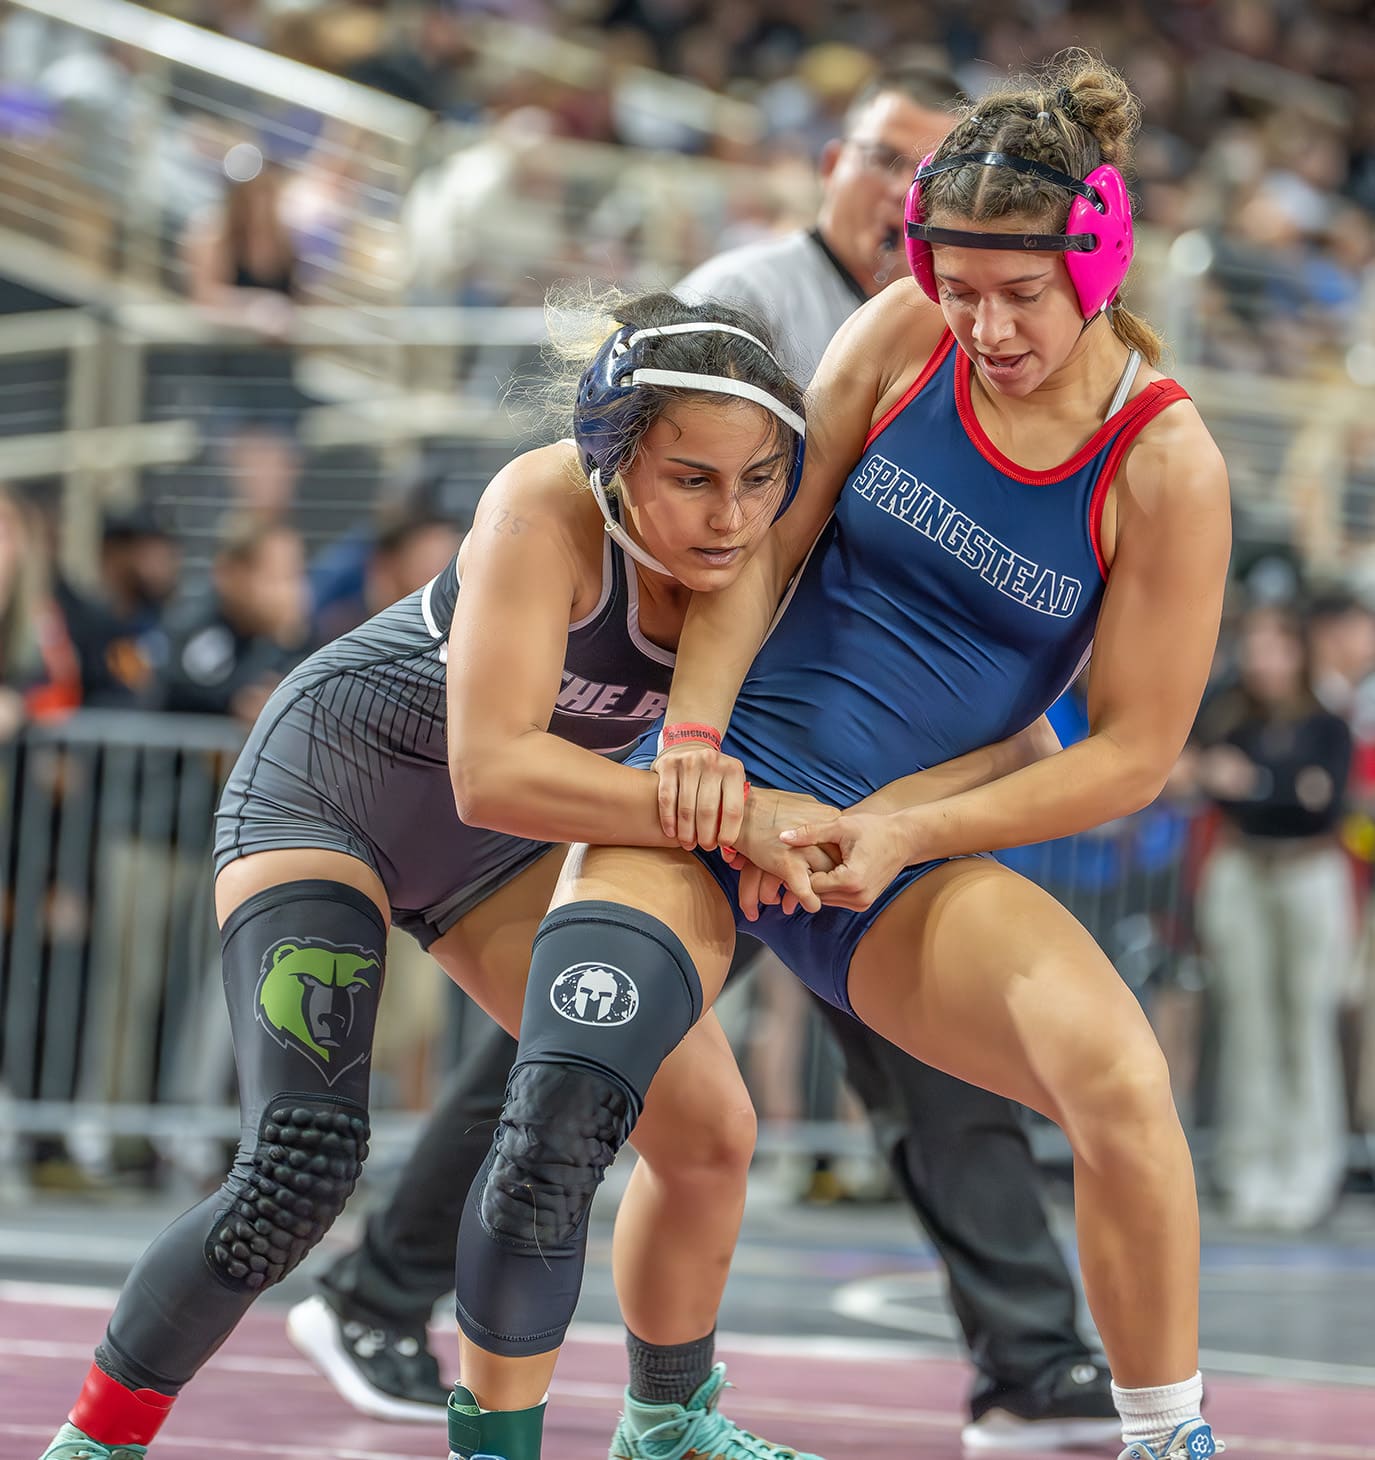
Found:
[2,0,430,309]
[0,708,1369,1195]
[0,0,781,315]
[8,298,1375,594]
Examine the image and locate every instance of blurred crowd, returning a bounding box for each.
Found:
[2,476,464,729]
[2,0,1375,1220]
[1,0,1372,374]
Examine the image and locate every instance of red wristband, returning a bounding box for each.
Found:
[660,721,722,752]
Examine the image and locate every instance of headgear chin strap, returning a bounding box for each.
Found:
[904,150,1134,317]
[573,321,806,579]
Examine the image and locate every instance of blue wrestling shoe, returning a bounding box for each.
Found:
[609,1363,824,1459]
[1119,1420,1224,1460]
[37,1425,148,1459]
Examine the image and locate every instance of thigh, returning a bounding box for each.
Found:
[215,846,390,926]
[847,857,1160,1123]
[427,845,569,1032]
[552,843,739,1008]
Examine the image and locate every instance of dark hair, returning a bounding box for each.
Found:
[215,512,295,567]
[922,49,1163,365]
[844,59,963,131]
[542,285,805,492]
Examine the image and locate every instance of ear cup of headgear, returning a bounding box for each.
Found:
[903,151,939,303]
[773,433,805,521]
[1063,163,1133,316]
[572,323,638,484]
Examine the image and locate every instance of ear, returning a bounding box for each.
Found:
[818,138,844,183]
[272,942,299,965]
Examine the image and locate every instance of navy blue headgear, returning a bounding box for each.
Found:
[572,321,806,576]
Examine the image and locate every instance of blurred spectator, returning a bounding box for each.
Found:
[54,505,180,709]
[0,485,80,729]
[183,144,306,521]
[677,60,959,382]
[159,515,309,724]
[310,471,466,643]
[337,4,475,117]
[1190,601,1355,1231]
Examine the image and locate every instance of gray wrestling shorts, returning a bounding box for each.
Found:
[213,594,554,950]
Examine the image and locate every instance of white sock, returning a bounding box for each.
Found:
[1110,1372,1204,1452]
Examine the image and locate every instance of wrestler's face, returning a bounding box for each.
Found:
[618,397,791,590]
[928,215,1088,397]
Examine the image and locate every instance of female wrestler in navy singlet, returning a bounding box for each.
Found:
[450,51,1232,1460]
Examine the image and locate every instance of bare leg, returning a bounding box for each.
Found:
[847,859,1198,1388]
[433,844,744,1409]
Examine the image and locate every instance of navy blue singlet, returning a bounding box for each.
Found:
[630,332,1191,1009]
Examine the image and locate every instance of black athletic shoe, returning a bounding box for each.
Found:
[287,1292,449,1423]
[962,1360,1121,1452]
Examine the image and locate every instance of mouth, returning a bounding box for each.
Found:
[977,351,1030,381]
[692,545,744,567]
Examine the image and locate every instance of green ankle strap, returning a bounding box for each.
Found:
[448,1385,547,1460]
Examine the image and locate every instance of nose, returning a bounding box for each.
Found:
[971,297,1015,350]
[707,487,745,533]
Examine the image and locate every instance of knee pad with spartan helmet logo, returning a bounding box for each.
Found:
[454,900,703,1355]
[514,900,703,1119]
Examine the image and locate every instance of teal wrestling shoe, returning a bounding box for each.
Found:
[609,1362,825,1459]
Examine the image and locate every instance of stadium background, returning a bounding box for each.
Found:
[0,0,1373,1455]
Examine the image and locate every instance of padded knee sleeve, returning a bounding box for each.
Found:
[512,899,703,1117]
[455,900,702,1356]
[103,879,387,1391]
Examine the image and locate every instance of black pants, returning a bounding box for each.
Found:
[318,948,1091,1397]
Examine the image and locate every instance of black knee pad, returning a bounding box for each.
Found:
[210,1099,370,1291]
[513,899,702,1119]
[482,1060,631,1250]
[212,878,388,1292]
[454,901,701,1355]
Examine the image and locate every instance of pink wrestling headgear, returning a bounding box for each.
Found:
[903,151,1133,318]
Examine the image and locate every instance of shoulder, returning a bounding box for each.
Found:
[816,280,948,414]
[465,441,599,580]
[1119,390,1229,517]
[475,440,588,530]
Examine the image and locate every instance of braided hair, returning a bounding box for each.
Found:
[923,50,1163,365]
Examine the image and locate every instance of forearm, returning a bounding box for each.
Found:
[665,537,788,733]
[895,733,1164,860]
[850,716,1059,815]
[452,732,673,847]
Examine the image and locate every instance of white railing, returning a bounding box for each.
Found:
[2,0,430,307]
[7,295,1375,592]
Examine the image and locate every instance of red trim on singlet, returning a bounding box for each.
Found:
[954,346,1188,487]
[863,331,957,451]
[1086,381,1192,578]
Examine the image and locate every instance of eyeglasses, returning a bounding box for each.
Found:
[848,139,916,179]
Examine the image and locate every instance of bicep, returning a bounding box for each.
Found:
[1086,426,1232,773]
[776,291,944,569]
[445,508,577,759]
